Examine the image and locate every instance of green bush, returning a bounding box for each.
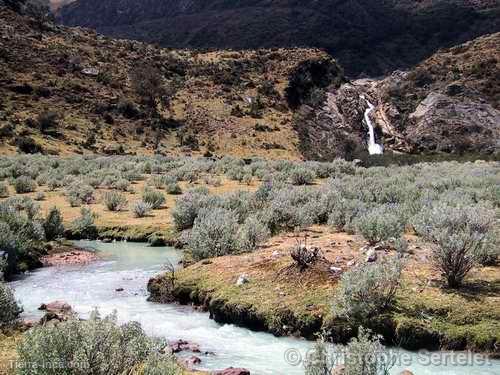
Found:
[305,328,392,375]
[289,167,315,185]
[189,208,239,260]
[131,201,152,218]
[69,208,98,239]
[0,182,8,198]
[16,310,180,375]
[238,215,270,252]
[171,191,210,231]
[343,327,392,375]
[0,281,22,326]
[43,207,64,241]
[13,176,37,194]
[413,203,495,287]
[103,191,128,212]
[142,188,166,209]
[355,204,405,245]
[333,258,402,322]
[65,182,95,207]
[166,182,182,195]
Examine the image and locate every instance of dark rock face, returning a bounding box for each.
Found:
[57,0,500,76]
[293,32,500,159]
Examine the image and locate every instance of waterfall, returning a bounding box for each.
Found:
[361,96,383,155]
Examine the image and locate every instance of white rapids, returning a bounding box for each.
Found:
[361,95,384,155]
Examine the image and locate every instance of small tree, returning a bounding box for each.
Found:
[0,281,22,326]
[43,207,64,241]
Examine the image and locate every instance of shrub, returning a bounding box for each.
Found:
[189,208,239,260]
[103,191,128,212]
[16,310,180,375]
[131,200,152,218]
[413,203,495,287]
[37,111,59,134]
[0,182,8,198]
[333,258,402,322]
[142,188,166,209]
[65,182,95,207]
[304,338,335,375]
[355,204,405,245]
[142,353,181,375]
[238,215,270,252]
[69,208,98,239]
[289,167,315,185]
[171,192,210,231]
[166,182,182,195]
[13,176,37,194]
[475,232,499,266]
[113,178,131,192]
[34,192,45,201]
[328,198,368,234]
[43,207,64,241]
[0,282,22,326]
[305,328,392,375]
[343,327,392,375]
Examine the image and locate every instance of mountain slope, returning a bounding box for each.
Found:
[0,6,343,158]
[58,0,500,76]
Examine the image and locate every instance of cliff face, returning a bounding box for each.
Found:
[295,32,500,159]
[57,0,500,76]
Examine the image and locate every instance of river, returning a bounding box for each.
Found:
[9,241,500,375]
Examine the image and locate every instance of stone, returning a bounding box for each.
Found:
[330,266,342,275]
[38,301,75,323]
[399,371,415,375]
[115,288,124,292]
[236,274,249,286]
[366,248,377,262]
[81,67,99,76]
[332,364,345,375]
[39,301,72,313]
[183,355,202,368]
[213,368,250,375]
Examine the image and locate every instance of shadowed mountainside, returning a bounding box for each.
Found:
[58,0,500,76]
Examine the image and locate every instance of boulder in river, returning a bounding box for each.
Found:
[38,301,75,323]
[182,355,202,369]
[214,368,250,375]
[399,371,415,375]
[169,339,201,353]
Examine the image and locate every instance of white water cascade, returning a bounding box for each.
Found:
[361,96,383,155]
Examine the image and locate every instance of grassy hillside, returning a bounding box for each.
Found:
[0,6,341,158]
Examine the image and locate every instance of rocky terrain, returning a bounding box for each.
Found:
[1,4,499,160]
[296,32,500,159]
[57,0,500,76]
[0,5,343,159]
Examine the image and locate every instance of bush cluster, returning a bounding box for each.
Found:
[16,310,180,375]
